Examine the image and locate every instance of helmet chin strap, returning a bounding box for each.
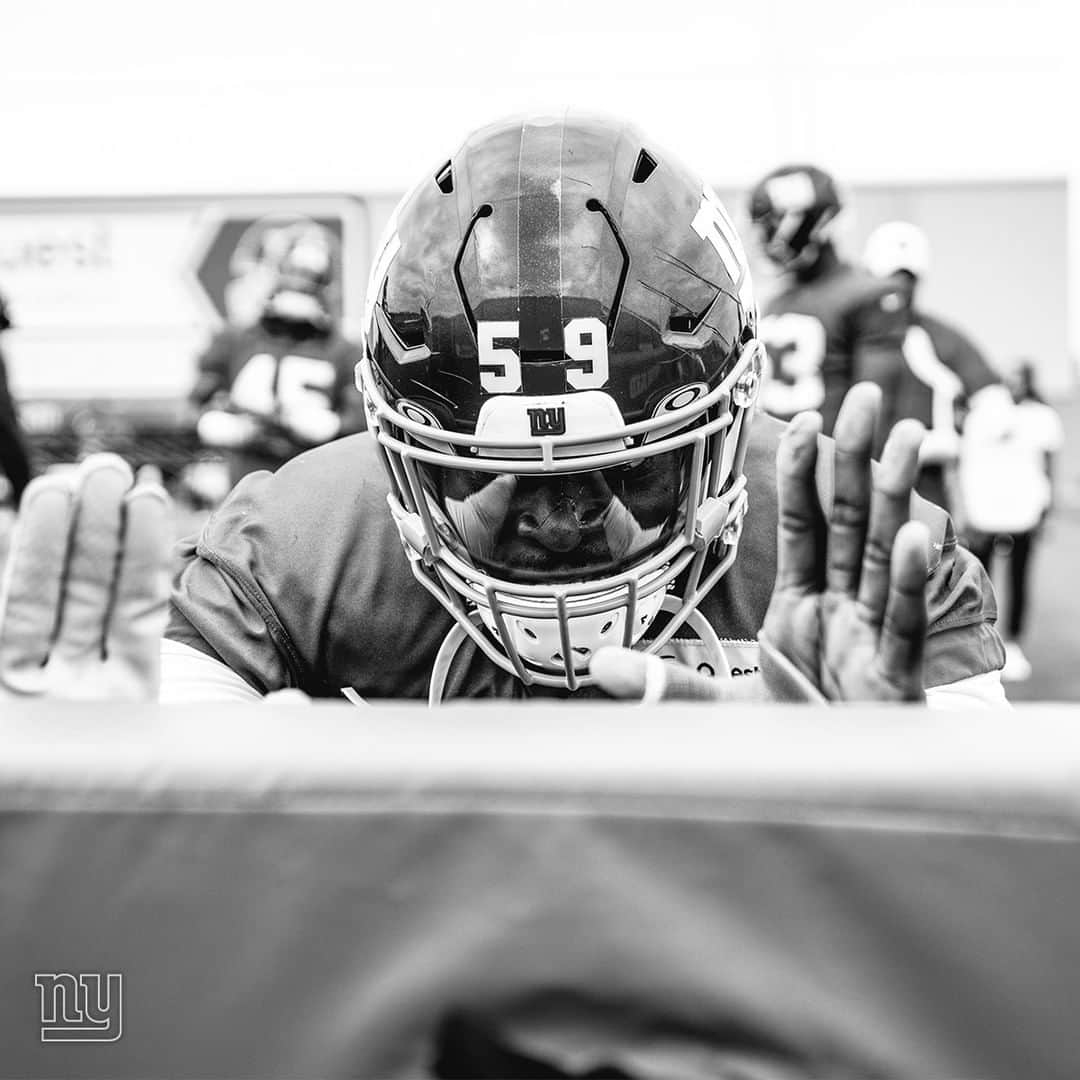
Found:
[424,596,731,706]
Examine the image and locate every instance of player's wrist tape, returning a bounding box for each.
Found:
[638,653,669,706]
[601,496,647,561]
[757,632,830,704]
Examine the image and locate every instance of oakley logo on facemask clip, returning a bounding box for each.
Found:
[527,406,567,436]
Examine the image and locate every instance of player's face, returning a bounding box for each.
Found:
[889,270,917,308]
[425,448,690,582]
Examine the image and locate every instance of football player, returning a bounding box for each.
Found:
[748,166,910,455]
[190,224,366,490]
[159,114,1006,707]
[863,221,1011,515]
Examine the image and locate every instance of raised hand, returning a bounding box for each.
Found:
[591,383,930,703]
[0,455,173,701]
[760,382,929,702]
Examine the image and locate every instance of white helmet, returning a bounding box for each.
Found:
[864,221,931,280]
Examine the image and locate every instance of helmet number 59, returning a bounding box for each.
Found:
[477,317,609,393]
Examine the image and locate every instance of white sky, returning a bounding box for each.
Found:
[2,0,1071,195]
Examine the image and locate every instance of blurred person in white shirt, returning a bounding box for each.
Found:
[958,359,1063,682]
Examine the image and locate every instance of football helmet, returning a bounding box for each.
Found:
[226,216,338,329]
[360,112,762,694]
[261,224,336,331]
[748,164,841,271]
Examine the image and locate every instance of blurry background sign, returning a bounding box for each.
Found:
[0,195,364,402]
[0,195,365,474]
[0,204,213,401]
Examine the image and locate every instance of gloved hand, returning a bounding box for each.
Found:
[0,455,173,700]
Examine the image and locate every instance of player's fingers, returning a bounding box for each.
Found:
[875,519,930,698]
[590,647,761,703]
[826,382,879,597]
[0,474,76,692]
[444,475,516,559]
[135,463,164,487]
[105,480,173,683]
[856,419,925,629]
[590,648,720,701]
[50,455,134,664]
[774,410,824,592]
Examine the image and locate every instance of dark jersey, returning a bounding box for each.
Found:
[892,311,1000,512]
[893,310,999,431]
[191,322,366,481]
[166,418,1005,702]
[759,249,907,452]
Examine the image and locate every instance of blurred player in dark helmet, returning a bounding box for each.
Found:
[224,216,333,329]
[748,165,909,455]
[159,113,1006,708]
[0,290,33,508]
[190,223,366,489]
[862,221,1012,516]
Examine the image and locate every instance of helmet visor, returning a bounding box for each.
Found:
[417,444,694,584]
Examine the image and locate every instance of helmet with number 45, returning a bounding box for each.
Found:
[360,112,763,692]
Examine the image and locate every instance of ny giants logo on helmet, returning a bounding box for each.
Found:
[527,406,567,436]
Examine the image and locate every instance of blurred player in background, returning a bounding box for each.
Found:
[190,223,366,490]
[959,359,1063,682]
[0,290,33,511]
[863,221,1011,515]
[748,165,908,454]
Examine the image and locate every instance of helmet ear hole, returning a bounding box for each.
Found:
[600,620,614,635]
[631,149,658,184]
[435,160,454,194]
